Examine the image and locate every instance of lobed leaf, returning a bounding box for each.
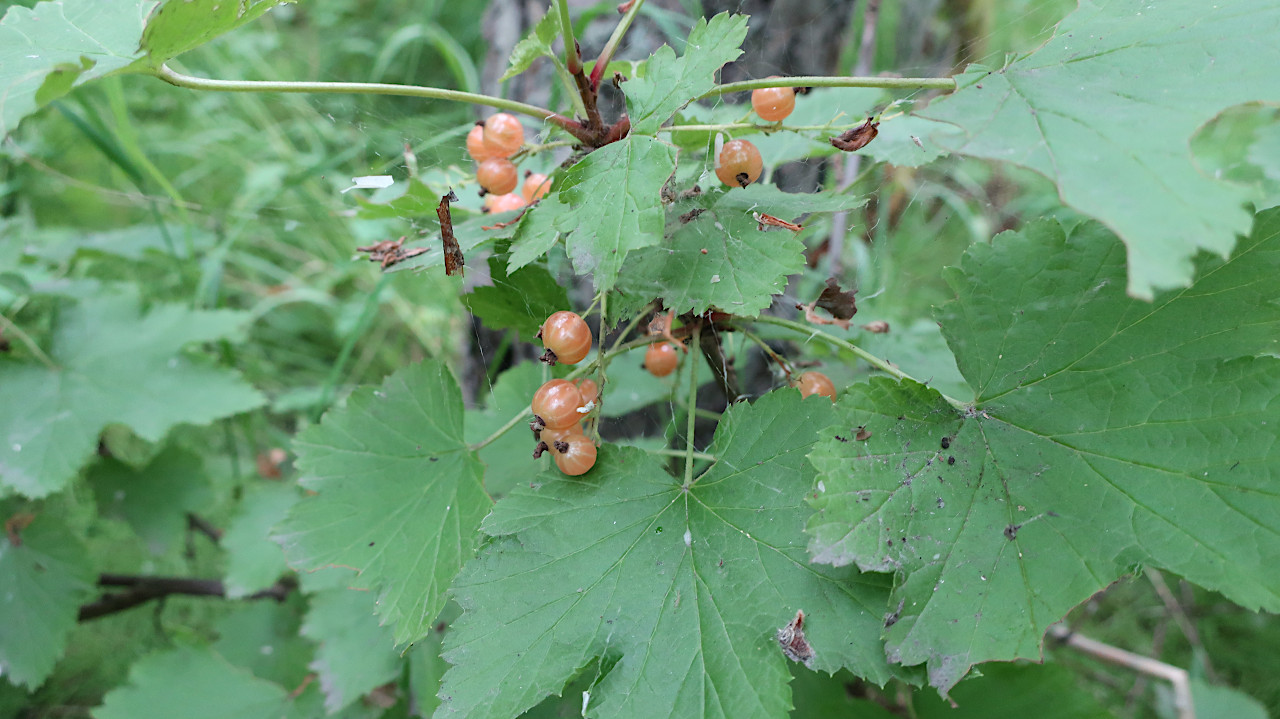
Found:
[0,292,264,498]
[462,257,569,338]
[499,7,560,82]
[625,13,749,133]
[554,136,677,291]
[438,391,896,719]
[89,446,212,555]
[222,482,299,599]
[0,515,95,688]
[93,646,290,719]
[300,589,401,713]
[808,210,1280,693]
[275,360,490,645]
[922,0,1280,298]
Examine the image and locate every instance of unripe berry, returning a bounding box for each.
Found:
[751,83,796,122]
[644,342,679,378]
[466,124,498,162]
[482,113,525,157]
[541,311,592,365]
[487,193,527,214]
[553,433,598,476]
[522,173,551,203]
[532,379,584,430]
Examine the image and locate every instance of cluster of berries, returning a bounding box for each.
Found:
[531,311,598,476]
[713,84,797,188]
[467,113,551,214]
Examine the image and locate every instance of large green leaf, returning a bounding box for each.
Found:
[222,482,298,598]
[807,210,1280,694]
[462,256,569,338]
[300,588,401,713]
[275,360,490,645]
[0,0,288,137]
[463,362,541,499]
[618,185,862,315]
[922,0,1280,299]
[554,136,677,291]
[0,292,264,498]
[438,391,896,719]
[93,646,290,719]
[0,515,95,688]
[624,13,749,133]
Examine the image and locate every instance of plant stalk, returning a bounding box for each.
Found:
[701,75,955,99]
[555,0,582,74]
[589,0,647,90]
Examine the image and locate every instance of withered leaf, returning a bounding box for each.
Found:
[815,277,857,321]
[438,190,464,277]
[830,118,879,152]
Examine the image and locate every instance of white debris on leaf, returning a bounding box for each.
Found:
[683,529,692,547]
[340,175,394,193]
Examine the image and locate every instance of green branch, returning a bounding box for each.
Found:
[701,74,955,99]
[555,0,581,74]
[589,0,647,89]
[683,323,702,487]
[154,65,582,134]
[751,315,970,410]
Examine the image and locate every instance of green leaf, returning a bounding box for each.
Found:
[0,515,95,688]
[554,136,677,291]
[0,292,265,498]
[913,663,1117,718]
[625,13,749,133]
[1191,678,1269,719]
[408,604,457,719]
[139,0,290,67]
[222,482,298,598]
[301,588,401,713]
[922,0,1280,299]
[93,645,290,719]
[89,446,211,555]
[439,391,895,719]
[861,115,952,168]
[508,196,568,273]
[617,185,858,316]
[807,210,1280,694]
[462,257,569,338]
[275,360,490,645]
[0,0,157,137]
[212,603,313,689]
[499,7,560,82]
[0,0,290,138]
[463,362,541,499]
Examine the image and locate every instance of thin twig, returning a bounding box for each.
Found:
[1049,624,1194,719]
[700,75,955,99]
[79,574,295,622]
[829,0,882,277]
[683,323,702,487]
[1146,568,1219,682]
[185,513,223,543]
[589,0,648,90]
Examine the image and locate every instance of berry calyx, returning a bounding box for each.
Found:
[715,139,763,188]
[522,173,551,203]
[466,124,498,162]
[553,433,598,476]
[541,311,592,365]
[477,158,519,195]
[532,379,585,430]
[797,371,837,402]
[644,342,679,378]
[751,83,796,122]
[482,113,525,157]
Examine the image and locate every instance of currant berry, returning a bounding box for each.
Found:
[644,342,679,378]
[752,83,796,122]
[522,173,551,203]
[477,158,519,195]
[466,124,498,162]
[482,113,525,157]
[797,371,836,402]
[553,433,598,476]
[540,422,584,446]
[541,311,592,365]
[573,378,599,407]
[715,139,763,188]
[532,379,584,430]
[487,193,527,214]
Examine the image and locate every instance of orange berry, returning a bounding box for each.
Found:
[466,124,498,162]
[644,342,679,378]
[573,378,599,407]
[482,113,525,157]
[488,193,526,214]
[540,422,584,445]
[532,379,584,430]
[797,371,836,402]
[751,84,796,122]
[477,157,519,195]
[552,433,597,476]
[522,173,551,202]
[715,139,763,188]
[541,311,592,365]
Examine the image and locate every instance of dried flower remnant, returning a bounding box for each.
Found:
[753,212,803,232]
[437,190,465,276]
[830,117,880,152]
[356,236,427,270]
[776,610,815,666]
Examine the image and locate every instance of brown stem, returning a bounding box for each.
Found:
[79,574,295,622]
[186,513,224,543]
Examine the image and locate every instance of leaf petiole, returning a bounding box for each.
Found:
[589,0,647,90]
[700,75,956,98]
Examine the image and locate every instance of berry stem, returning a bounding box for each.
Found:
[589,0,647,90]
[683,323,702,488]
[555,0,582,75]
[700,75,956,99]
[751,315,971,410]
[647,448,716,462]
[154,65,595,143]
